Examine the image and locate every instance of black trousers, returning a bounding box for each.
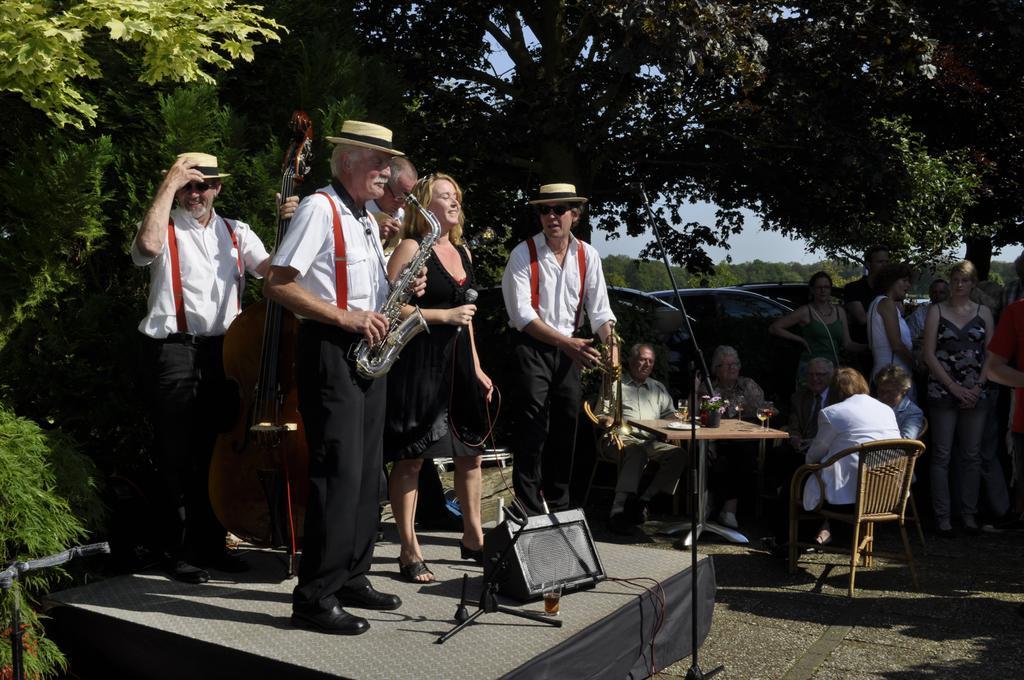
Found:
[147,335,232,561]
[293,322,385,612]
[509,332,582,516]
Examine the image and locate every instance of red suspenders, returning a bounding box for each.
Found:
[166,217,242,333]
[525,236,588,329]
[315,191,348,309]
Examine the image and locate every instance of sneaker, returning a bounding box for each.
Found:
[718,510,739,529]
[963,515,980,536]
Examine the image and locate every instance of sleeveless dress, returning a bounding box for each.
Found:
[797,305,844,379]
[926,305,987,405]
[868,295,912,380]
[384,243,486,461]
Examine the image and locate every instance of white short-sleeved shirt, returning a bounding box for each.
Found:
[131,207,269,339]
[272,185,389,314]
[501,232,615,336]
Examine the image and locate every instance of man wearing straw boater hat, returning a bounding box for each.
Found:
[132,152,298,584]
[501,183,617,516]
[265,120,424,635]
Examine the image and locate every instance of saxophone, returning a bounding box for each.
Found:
[583,326,632,450]
[354,191,441,379]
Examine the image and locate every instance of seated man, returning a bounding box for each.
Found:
[874,365,924,439]
[604,343,688,533]
[786,357,835,454]
[764,358,834,546]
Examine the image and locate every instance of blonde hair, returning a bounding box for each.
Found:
[949,259,978,284]
[401,172,465,245]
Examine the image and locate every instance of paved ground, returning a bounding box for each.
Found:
[446,464,1024,679]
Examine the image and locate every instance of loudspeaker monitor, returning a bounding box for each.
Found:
[483,508,605,602]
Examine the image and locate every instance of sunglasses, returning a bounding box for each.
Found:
[181,181,218,193]
[536,204,572,216]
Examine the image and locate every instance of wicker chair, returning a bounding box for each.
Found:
[904,418,928,551]
[788,438,926,596]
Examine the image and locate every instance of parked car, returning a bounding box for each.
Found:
[732,281,845,308]
[730,282,809,309]
[649,288,800,402]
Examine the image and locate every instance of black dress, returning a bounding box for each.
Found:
[384,243,486,461]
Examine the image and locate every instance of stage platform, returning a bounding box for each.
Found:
[47,531,715,679]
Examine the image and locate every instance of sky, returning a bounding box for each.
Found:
[590,201,830,264]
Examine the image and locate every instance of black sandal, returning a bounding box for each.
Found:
[398,559,435,583]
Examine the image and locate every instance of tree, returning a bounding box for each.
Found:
[902,0,1024,277]
[697,1,1022,274]
[0,0,282,128]
[351,1,773,274]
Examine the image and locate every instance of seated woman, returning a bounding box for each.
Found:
[769,271,864,383]
[803,367,901,544]
[874,365,925,439]
[697,345,765,528]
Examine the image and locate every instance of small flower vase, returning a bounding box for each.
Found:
[705,409,722,428]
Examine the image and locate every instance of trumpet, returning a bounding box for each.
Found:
[583,326,632,450]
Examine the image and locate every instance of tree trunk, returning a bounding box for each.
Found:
[964,235,993,281]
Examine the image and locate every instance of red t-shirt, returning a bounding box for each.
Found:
[988,300,1024,432]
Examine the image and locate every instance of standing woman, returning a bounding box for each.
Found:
[867,263,915,387]
[385,173,494,582]
[923,260,995,535]
[769,271,863,381]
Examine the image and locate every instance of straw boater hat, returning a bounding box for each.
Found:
[528,183,588,206]
[177,152,230,179]
[325,120,404,156]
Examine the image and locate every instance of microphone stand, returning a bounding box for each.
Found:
[1,542,110,680]
[435,506,561,644]
[635,186,723,680]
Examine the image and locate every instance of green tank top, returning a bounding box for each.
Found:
[800,306,844,365]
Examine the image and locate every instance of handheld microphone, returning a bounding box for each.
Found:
[456,288,478,334]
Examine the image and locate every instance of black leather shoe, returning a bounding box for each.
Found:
[623,496,649,525]
[165,559,209,584]
[607,513,636,536]
[336,584,402,611]
[459,540,484,564]
[291,605,369,635]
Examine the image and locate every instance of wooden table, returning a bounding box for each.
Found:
[630,417,789,443]
[629,418,789,545]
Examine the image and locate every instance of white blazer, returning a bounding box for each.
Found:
[803,394,900,510]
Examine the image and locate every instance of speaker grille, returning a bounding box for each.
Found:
[518,522,600,589]
[484,509,605,601]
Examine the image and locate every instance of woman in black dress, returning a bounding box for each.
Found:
[385,173,494,582]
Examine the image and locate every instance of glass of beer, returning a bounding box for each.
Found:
[542,583,562,616]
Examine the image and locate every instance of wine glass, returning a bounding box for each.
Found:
[733,395,746,421]
[675,398,689,424]
[757,401,775,430]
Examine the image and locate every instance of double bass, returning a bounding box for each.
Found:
[209,112,314,574]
